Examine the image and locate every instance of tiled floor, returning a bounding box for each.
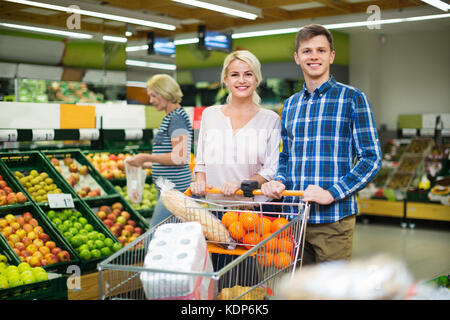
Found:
[352,216,450,282]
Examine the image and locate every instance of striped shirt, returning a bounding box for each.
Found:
[152,107,192,192]
[274,76,382,224]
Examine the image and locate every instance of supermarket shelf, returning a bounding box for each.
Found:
[358,199,405,218]
[407,202,450,222]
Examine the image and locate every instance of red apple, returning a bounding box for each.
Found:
[3,187,12,195]
[87,191,97,197]
[27,231,37,240]
[15,242,25,251]
[120,211,131,220]
[134,227,143,235]
[22,224,33,233]
[10,222,20,232]
[77,190,87,198]
[44,253,58,264]
[7,194,17,205]
[82,186,91,193]
[50,158,60,166]
[97,211,107,220]
[79,165,88,175]
[33,239,44,248]
[123,225,134,234]
[20,250,32,258]
[103,219,113,228]
[0,195,7,206]
[0,181,7,189]
[127,220,136,228]
[22,237,32,247]
[63,157,73,166]
[57,251,70,262]
[13,248,20,256]
[112,202,123,211]
[39,233,50,243]
[16,192,27,203]
[40,259,48,266]
[34,226,44,235]
[39,246,50,255]
[26,244,38,254]
[29,256,41,267]
[32,251,43,260]
[99,206,111,214]
[29,218,39,228]
[51,247,61,256]
[23,212,33,222]
[106,213,116,221]
[118,236,127,245]
[45,241,56,250]
[121,230,131,238]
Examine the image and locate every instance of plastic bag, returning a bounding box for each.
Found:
[124,158,146,204]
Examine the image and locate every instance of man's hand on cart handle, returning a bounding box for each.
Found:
[261,180,286,199]
[302,185,334,205]
[185,184,303,197]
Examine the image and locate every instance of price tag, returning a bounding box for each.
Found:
[420,128,434,137]
[32,129,55,141]
[0,130,18,142]
[79,128,100,140]
[47,194,75,209]
[124,129,143,140]
[402,128,417,137]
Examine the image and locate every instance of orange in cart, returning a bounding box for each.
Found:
[228,221,245,241]
[240,212,258,232]
[277,237,294,255]
[271,217,290,238]
[242,232,261,250]
[255,217,272,237]
[257,251,275,267]
[274,252,293,269]
[263,233,279,252]
[221,211,239,228]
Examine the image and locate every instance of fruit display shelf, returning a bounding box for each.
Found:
[0,160,30,209]
[84,196,149,248]
[42,149,119,201]
[38,200,123,273]
[82,149,153,184]
[111,179,157,219]
[0,151,79,205]
[0,203,80,274]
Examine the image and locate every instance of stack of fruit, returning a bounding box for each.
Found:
[114,183,157,211]
[222,212,294,269]
[0,256,48,289]
[85,152,151,180]
[93,203,144,247]
[44,209,122,260]
[0,174,27,206]
[48,157,105,198]
[13,170,62,203]
[0,212,70,267]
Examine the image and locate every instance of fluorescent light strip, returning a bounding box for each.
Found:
[103,35,127,43]
[126,60,177,70]
[421,0,449,12]
[5,0,176,30]
[0,22,93,39]
[171,0,258,20]
[126,81,147,88]
[174,38,199,45]
[126,45,149,52]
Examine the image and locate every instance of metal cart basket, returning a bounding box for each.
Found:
[98,189,309,300]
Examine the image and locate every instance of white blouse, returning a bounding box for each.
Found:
[194,105,281,202]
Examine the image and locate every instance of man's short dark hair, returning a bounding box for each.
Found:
[295,24,334,52]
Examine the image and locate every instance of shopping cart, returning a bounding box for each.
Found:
[98,187,309,300]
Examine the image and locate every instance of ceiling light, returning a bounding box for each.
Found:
[126,60,177,70]
[5,0,178,30]
[126,81,147,88]
[0,22,93,39]
[103,35,127,43]
[125,31,133,37]
[232,28,299,39]
[421,0,449,12]
[174,38,199,45]
[126,45,149,52]
[171,0,261,20]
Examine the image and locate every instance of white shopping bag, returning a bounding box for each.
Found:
[124,158,146,204]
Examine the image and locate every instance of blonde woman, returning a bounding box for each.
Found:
[190,50,281,203]
[127,74,192,227]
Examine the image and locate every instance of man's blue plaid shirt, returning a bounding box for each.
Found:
[274,76,382,224]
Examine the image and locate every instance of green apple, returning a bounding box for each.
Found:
[7,274,23,287]
[95,233,106,241]
[34,271,48,282]
[103,238,114,248]
[31,267,46,276]
[100,247,111,256]
[84,224,94,232]
[79,249,91,261]
[94,240,104,250]
[78,217,88,226]
[0,275,8,289]
[90,249,101,259]
[112,242,123,253]
[0,254,8,264]
[20,271,35,284]
[17,262,32,274]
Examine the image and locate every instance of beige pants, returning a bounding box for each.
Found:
[302,214,356,265]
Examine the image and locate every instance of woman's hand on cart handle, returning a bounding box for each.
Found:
[188,180,213,196]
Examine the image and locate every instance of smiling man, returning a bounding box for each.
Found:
[262,24,382,265]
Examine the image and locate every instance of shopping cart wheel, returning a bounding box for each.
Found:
[362,218,370,225]
[408,222,416,229]
[400,221,407,229]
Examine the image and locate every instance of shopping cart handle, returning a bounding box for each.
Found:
[184,187,303,197]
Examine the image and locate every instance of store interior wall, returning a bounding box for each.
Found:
[349,28,450,131]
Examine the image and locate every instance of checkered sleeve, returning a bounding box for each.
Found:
[273,99,290,185]
[327,90,382,200]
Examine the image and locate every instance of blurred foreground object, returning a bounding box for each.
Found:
[276,254,450,300]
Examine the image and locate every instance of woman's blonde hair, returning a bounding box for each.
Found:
[147,74,183,104]
[221,50,262,105]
